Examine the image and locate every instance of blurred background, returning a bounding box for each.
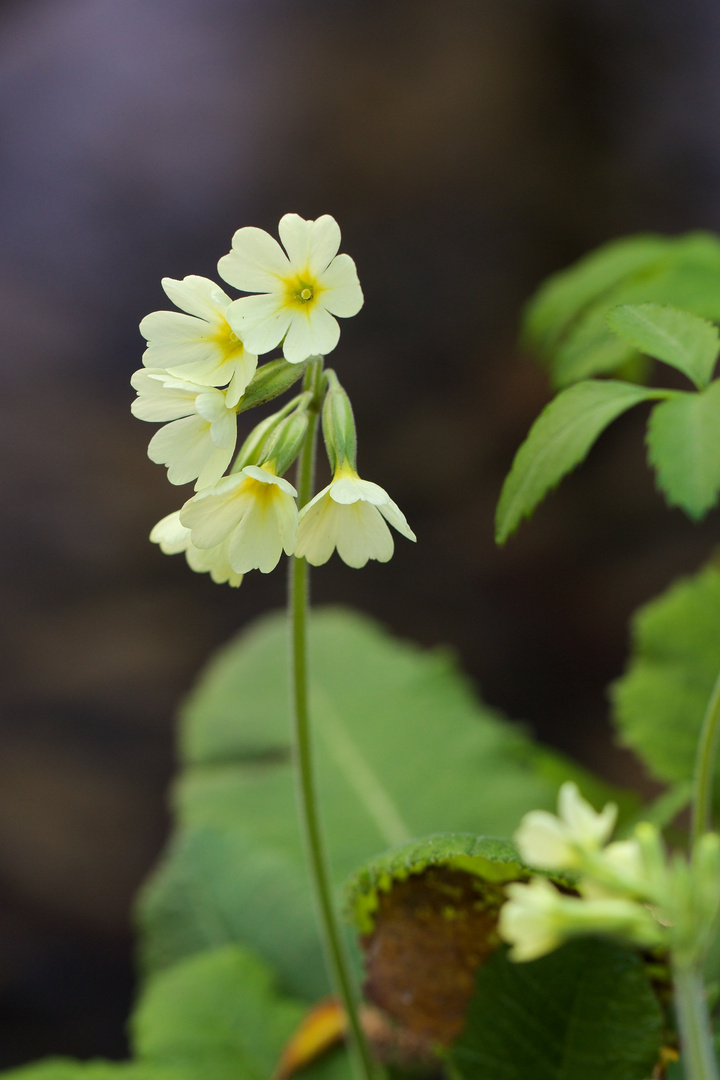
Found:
[1,0,720,1065]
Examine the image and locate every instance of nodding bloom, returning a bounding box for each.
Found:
[150,510,243,587]
[514,782,618,870]
[140,275,258,406]
[499,877,662,963]
[131,368,237,490]
[218,213,363,365]
[179,464,298,574]
[295,466,416,569]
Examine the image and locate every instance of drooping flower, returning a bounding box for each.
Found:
[499,877,662,962]
[295,467,416,569]
[218,214,363,365]
[150,510,243,587]
[514,782,617,870]
[179,465,298,574]
[131,368,237,489]
[140,275,258,406]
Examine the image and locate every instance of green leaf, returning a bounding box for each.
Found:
[495,380,661,544]
[607,304,720,390]
[450,940,663,1080]
[523,234,673,354]
[131,943,340,1080]
[345,833,527,935]
[0,1064,179,1080]
[611,561,720,786]
[523,231,720,387]
[137,609,625,998]
[646,381,720,519]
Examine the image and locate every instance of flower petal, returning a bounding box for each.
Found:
[227,295,294,357]
[378,497,417,542]
[283,306,340,364]
[319,254,364,317]
[335,502,394,568]
[218,227,291,292]
[150,511,191,554]
[161,275,231,321]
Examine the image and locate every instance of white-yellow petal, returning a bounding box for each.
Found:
[218,226,291,292]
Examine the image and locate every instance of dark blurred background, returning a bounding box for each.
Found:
[1,0,720,1065]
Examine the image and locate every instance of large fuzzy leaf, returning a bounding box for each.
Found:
[0,1064,179,1080]
[131,944,348,1080]
[611,562,720,787]
[137,608,625,999]
[450,940,663,1080]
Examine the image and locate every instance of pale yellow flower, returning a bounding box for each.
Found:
[150,510,243,587]
[140,275,257,406]
[218,214,363,365]
[514,782,617,870]
[295,468,416,569]
[180,465,298,574]
[131,368,237,490]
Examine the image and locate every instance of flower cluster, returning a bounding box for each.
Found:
[132,214,416,585]
[499,782,720,966]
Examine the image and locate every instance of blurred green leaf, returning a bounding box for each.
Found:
[607,304,720,390]
[0,1063,179,1080]
[495,380,661,544]
[523,234,672,354]
[611,562,720,786]
[138,609,627,999]
[646,382,720,519]
[131,943,347,1080]
[523,231,720,387]
[450,940,663,1080]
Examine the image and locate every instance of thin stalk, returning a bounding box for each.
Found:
[289,360,376,1080]
[673,962,719,1080]
[691,667,720,851]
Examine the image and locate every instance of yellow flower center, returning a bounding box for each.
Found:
[212,318,243,359]
[286,273,320,310]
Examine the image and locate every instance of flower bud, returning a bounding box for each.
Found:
[236,358,308,414]
[322,370,357,474]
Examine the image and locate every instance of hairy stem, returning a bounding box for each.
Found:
[691,667,720,852]
[289,359,376,1080]
[673,961,719,1080]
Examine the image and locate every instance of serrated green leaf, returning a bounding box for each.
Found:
[138,609,624,998]
[495,380,661,544]
[646,381,720,519]
[0,1063,180,1080]
[131,944,322,1080]
[345,834,527,934]
[451,940,663,1080]
[524,231,720,387]
[607,304,720,390]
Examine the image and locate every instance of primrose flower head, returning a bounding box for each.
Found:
[150,510,243,587]
[514,782,617,870]
[218,214,363,365]
[295,466,416,569]
[131,368,237,490]
[179,464,298,575]
[500,876,664,962]
[140,275,258,406]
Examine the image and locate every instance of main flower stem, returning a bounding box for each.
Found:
[691,667,720,852]
[289,360,376,1080]
[673,961,719,1080]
